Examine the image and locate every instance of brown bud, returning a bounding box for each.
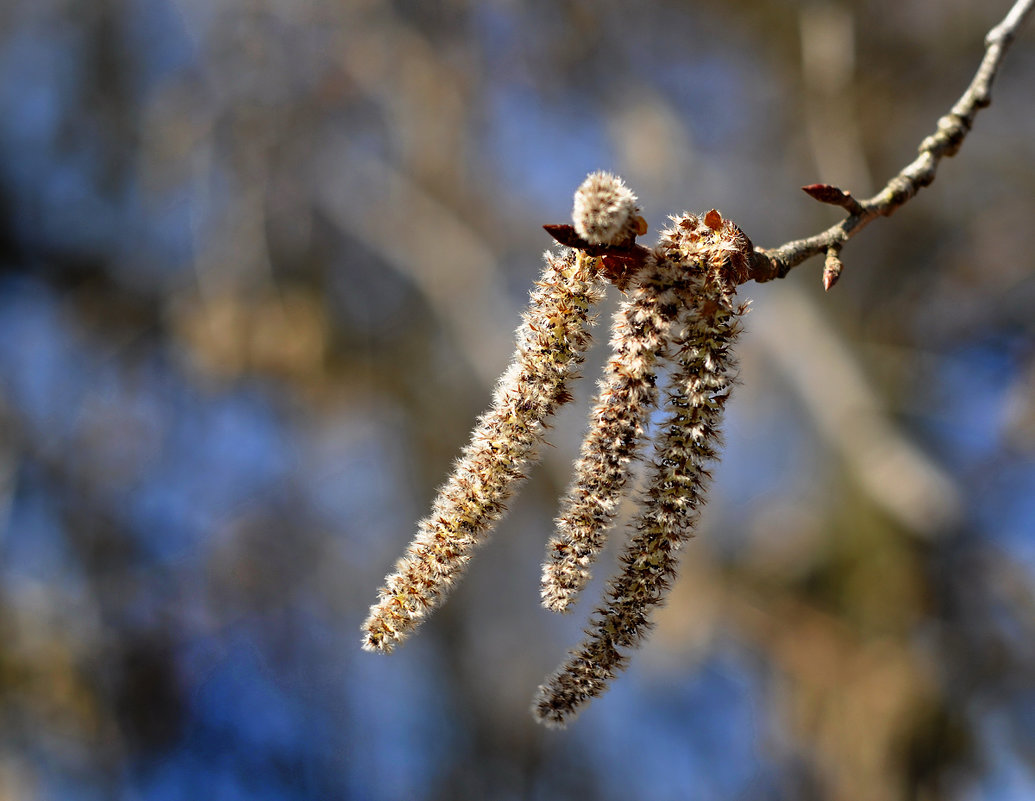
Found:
[823,248,844,291]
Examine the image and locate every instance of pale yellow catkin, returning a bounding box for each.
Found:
[362,249,606,653]
[541,254,682,613]
[534,213,750,727]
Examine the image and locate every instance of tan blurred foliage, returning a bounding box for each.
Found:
[0,0,1032,798]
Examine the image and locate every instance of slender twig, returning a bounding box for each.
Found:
[746,0,1034,284]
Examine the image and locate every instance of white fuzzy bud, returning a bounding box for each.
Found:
[572,172,640,246]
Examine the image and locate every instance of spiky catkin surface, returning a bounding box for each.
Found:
[541,257,684,613]
[362,250,606,653]
[534,213,748,727]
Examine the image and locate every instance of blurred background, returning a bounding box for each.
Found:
[0,0,1033,798]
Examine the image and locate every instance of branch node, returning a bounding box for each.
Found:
[879,176,918,214]
[745,249,783,284]
[920,114,969,157]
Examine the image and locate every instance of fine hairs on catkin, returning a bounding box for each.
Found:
[361,246,607,653]
[362,172,645,654]
[540,252,684,613]
[535,213,750,726]
[363,172,752,726]
[540,173,670,613]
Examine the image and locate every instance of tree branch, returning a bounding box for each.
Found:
[747,0,1035,286]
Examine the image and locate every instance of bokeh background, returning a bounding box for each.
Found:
[1,0,1034,799]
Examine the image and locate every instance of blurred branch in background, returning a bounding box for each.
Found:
[755,285,962,536]
[798,4,873,196]
[316,149,514,388]
[766,5,960,537]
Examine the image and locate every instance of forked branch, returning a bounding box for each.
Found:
[746,0,1034,286]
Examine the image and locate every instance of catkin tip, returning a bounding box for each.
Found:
[532,687,575,729]
[361,617,396,653]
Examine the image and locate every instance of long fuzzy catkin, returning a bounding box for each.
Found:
[533,212,750,727]
[540,257,683,613]
[362,249,606,653]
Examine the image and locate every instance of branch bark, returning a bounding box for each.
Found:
[746,0,1035,285]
